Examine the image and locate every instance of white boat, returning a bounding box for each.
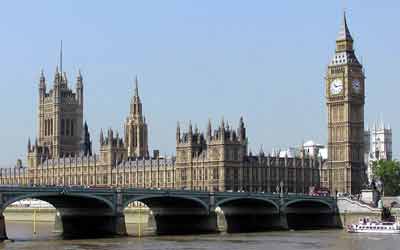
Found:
[347,218,400,234]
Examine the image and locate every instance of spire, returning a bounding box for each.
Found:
[100,129,104,145]
[39,69,46,91]
[76,69,83,88]
[239,116,244,127]
[259,144,264,157]
[40,69,45,82]
[188,120,193,135]
[63,72,68,85]
[207,119,212,139]
[134,75,139,97]
[337,11,353,41]
[54,65,61,85]
[176,121,181,140]
[78,69,83,80]
[60,40,63,74]
[27,137,31,152]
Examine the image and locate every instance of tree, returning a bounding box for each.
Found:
[372,160,400,196]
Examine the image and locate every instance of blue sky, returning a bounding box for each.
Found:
[0,1,399,165]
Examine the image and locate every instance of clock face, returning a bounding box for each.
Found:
[352,79,361,94]
[330,79,343,95]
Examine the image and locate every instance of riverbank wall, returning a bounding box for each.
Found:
[4,207,150,223]
[336,197,382,226]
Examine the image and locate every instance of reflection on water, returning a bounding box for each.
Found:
[2,221,400,250]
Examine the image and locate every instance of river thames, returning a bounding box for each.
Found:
[1,221,399,250]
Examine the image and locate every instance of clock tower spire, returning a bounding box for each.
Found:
[325,12,366,194]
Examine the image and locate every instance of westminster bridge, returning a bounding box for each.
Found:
[0,186,340,239]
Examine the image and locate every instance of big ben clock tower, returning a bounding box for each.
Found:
[326,13,366,194]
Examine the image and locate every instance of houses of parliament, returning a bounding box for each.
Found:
[0,13,367,194]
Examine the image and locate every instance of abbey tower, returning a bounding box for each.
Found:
[325,13,366,194]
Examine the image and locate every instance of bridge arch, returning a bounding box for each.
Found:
[283,198,337,229]
[3,193,115,213]
[123,194,212,235]
[1,191,120,239]
[216,197,279,210]
[216,196,280,233]
[124,194,209,212]
[283,198,334,213]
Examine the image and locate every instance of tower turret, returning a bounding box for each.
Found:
[238,116,246,142]
[206,119,212,141]
[125,76,149,159]
[100,128,104,146]
[80,121,92,156]
[188,120,193,142]
[176,121,181,143]
[27,137,31,153]
[220,118,225,142]
[39,70,46,100]
[76,70,83,106]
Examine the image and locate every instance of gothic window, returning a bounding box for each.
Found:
[50,119,53,135]
[133,127,137,147]
[213,167,219,180]
[45,119,48,136]
[234,169,239,184]
[71,119,74,137]
[233,149,239,160]
[66,119,70,136]
[181,169,187,181]
[61,119,65,136]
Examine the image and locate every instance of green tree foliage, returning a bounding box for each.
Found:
[372,160,400,196]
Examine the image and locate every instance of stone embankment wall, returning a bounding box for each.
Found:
[336,197,382,226]
[3,207,150,223]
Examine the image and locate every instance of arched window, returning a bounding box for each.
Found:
[71,119,74,137]
[61,119,65,135]
[44,119,48,136]
[66,119,70,136]
[50,119,53,136]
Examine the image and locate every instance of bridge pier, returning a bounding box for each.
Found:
[0,213,7,240]
[279,212,289,230]
[215,209,227,232]
[146,210,157,234]
[53,211,63,233]
[113,213,127,236]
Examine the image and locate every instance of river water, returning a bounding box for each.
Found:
[1,221,398,250]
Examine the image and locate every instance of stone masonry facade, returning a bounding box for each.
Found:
[0,14,369,194]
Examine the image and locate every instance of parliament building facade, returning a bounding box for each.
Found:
[0,13,367,194]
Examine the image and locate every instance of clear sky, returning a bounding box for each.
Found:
[0,1,399,165]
